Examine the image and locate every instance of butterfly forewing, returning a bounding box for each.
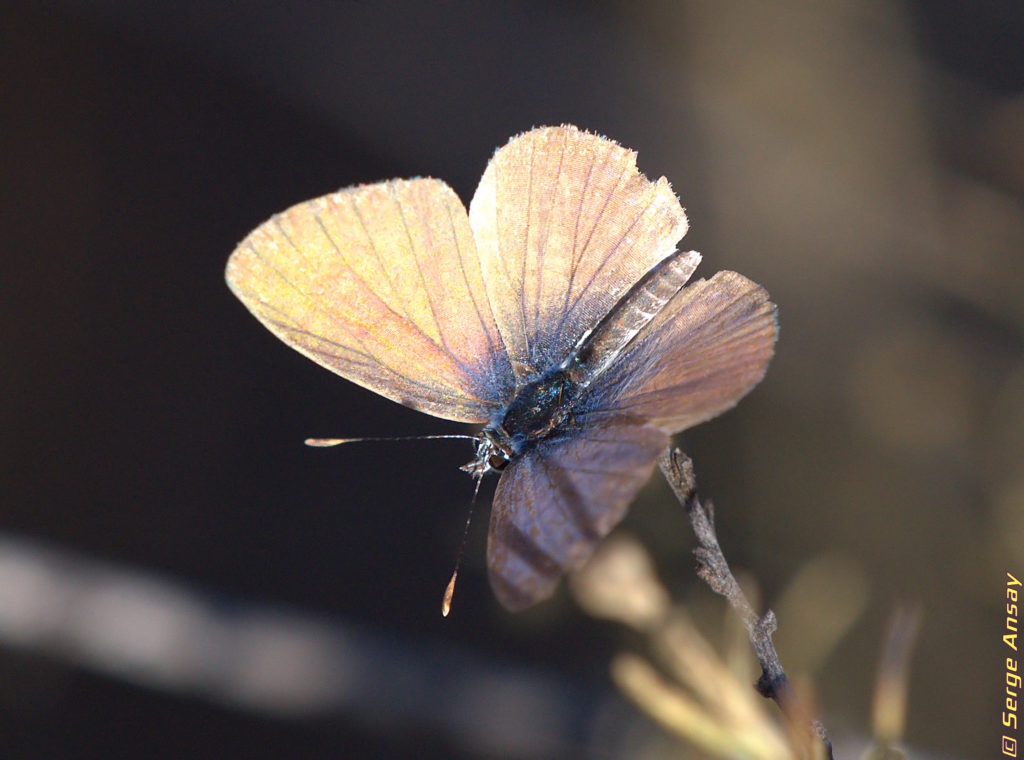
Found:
[487,422,668,611]
[226,179,508,423]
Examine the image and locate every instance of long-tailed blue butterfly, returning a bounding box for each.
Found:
[226,125,777,611]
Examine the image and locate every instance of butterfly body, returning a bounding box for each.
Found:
[467,245,703,478]
[227,125,778,610]
[475,370,573,468]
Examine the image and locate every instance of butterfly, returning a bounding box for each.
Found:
[225,125,777,611]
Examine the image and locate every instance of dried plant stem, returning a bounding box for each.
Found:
[658,448,835,760]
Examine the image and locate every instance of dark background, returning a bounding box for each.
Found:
[3,1,1022,758]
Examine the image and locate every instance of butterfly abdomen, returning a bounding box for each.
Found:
[564,248,702,390]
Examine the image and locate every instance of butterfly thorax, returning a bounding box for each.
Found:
[461,249,710,481]
[464,369,578,478]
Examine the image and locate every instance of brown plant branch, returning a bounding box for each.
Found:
[658,447,835,760]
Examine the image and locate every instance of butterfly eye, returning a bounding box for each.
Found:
[488,452,510,471]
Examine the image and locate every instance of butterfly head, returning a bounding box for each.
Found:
[461,427,513,479]
[461,367,578,480]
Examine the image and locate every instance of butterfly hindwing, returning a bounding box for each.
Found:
[585,270,777,433]
[484,269,776,609]
[468,125,689,385]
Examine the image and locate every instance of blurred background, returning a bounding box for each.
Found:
[2,1,1022,757]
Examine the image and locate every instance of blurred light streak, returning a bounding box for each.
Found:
[0,533,629,758]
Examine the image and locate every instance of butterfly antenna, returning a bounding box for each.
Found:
[442,471,485,617]
[304,431,482,615]
[305,434,477,447]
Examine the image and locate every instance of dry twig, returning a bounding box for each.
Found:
[658,448,835,760]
